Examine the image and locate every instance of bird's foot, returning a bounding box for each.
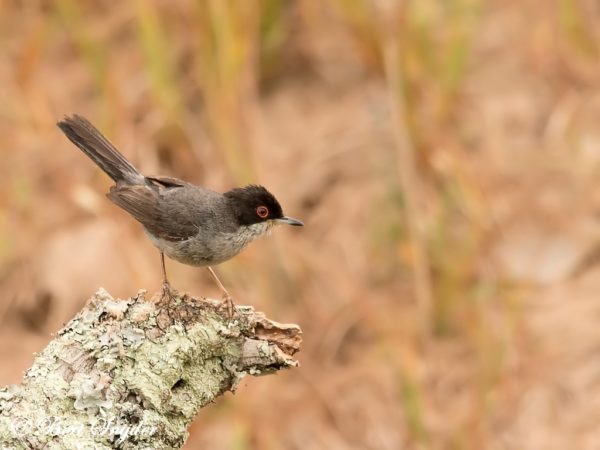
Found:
[219,293,236,320]
[156,281,179,330]
[160,281,176,304]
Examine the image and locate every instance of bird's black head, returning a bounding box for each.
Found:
[224,185,303,227]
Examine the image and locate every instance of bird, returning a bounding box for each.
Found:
[57,114,303,316]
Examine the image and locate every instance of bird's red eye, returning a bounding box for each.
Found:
[256,205,269,218]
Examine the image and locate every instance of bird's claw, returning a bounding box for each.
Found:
[161,281,174,304]
[220,294,235,319]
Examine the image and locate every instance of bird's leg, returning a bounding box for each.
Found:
[160,252,173,302]
[206,266,235,318]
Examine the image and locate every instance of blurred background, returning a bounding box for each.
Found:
[0,0,599,448]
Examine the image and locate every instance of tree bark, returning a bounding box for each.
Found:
[0,289,301,449]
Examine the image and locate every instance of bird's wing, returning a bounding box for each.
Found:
[145,175,190,188]
[107,184,200,241]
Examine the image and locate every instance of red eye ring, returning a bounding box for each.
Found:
[256,205,269,218]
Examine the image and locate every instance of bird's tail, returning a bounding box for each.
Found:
[57,114,143,185]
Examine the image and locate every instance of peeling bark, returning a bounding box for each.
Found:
[0,289,301,449]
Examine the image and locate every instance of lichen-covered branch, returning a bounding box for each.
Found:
[0,289,301,449]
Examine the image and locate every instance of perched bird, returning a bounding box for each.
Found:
[57,115,303,315]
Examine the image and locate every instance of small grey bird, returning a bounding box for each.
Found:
[57,115,303,315]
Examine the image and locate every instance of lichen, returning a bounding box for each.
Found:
[0,288,301,449]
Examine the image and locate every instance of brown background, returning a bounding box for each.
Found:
[1,1,599,449]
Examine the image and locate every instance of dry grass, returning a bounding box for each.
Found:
[1,0,599,448]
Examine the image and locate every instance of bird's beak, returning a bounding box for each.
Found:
[276,216,304,226]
